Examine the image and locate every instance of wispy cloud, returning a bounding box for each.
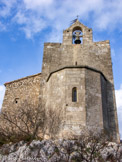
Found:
[0,21,6,31]
[23,0,54,11]
[13,11,47,38]
[116,85,122,111]
[94,0,122,31]
[0,85,5,110]
[0,0,122,39]
[0,0,16,17]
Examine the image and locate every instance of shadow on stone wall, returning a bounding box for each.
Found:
[106,81,119,142]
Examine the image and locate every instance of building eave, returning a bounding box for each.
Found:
[4,73,41,86]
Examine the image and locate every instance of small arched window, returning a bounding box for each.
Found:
[15,98,19,104]
[72,87,77,102]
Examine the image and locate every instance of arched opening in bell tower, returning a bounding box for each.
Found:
[72,26,83,44]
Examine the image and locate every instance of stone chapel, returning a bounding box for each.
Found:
[2,20,120,141]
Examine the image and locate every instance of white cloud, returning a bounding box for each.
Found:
[0,21,6,31]
[18,0,122,38]
[115,85,122,109]
[0,85,5,110]
[94,0,122,31]
[0,0,16,17]
[13,11,47,38]
[0,0,122,39]
[23,0,54,10]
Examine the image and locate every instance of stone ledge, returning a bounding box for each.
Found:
[46,66,107,82]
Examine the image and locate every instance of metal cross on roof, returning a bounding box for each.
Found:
[76,15,79,20]
[70,15,79,25]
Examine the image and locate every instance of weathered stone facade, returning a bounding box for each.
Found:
[2,20,120,141]
[2,73,42,110]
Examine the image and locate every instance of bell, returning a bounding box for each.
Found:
[75,39,81,44]
[74,31,82,44]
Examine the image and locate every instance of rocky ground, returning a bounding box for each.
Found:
[0,140,122,162]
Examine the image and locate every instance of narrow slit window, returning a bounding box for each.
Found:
[72,87,77,102]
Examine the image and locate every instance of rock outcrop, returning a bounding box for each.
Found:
[0,140,122,162]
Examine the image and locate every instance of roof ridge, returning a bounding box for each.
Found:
[4,72,41,85]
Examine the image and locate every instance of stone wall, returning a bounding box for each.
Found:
[2,73,41,111]
[44,68,86,136]
[101,75,109,130]
[85,69,103,128]
[43,67,117,138]
[41,20,119,141]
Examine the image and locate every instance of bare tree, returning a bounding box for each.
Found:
[0,100,46,144]
[54,128,109,162]
[0,101,63,145]
[55,128,122,162]
[77,129,108,162]
[44,107,63,139]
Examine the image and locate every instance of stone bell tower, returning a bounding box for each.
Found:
[41,20,119,141]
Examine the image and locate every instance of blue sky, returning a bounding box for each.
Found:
[0,0,122,138]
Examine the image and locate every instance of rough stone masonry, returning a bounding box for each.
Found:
[2,20,120,142]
